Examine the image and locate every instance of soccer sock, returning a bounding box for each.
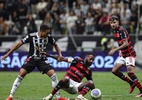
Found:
[10,75,23,97]
[128,72,142,92]
[50,73,60,99]
[112,71,133,85]
[79,83,94,96]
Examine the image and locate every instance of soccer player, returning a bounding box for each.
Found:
[43,53,95,100]
[108,15,142,97]
[1,24,68,100]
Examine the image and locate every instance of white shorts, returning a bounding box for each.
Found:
[62,79,82,94]
[116,56,135,66]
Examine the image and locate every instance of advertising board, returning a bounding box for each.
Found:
[0,51,126,71]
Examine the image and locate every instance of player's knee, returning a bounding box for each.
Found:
[62,78,69,83]
[88,80,94,84]
[112,71,117,75]
[112,69,118,75]
[86,81,94,90]
[50,73,57,81]
[112,69,115,74]
[58,78,69,88]
[112,67,117,75]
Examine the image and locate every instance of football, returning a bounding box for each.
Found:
[90,88,102,99]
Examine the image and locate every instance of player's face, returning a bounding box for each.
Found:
[40,29,50,38]
[110,20,119,29]
[84,55,94,67]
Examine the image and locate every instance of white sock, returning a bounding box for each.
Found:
[50,73,60,99]
[9,75,23,97]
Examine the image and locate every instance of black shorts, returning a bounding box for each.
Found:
[22,57,53,74]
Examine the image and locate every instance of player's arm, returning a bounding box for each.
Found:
[108,39,128,56]
[108,30,128,56]
[49,35,63,62]
[53,43,63,62]
[47,54,74,63]
[1,40,23,60]
[86,75,95,90]
[113,39,128,51]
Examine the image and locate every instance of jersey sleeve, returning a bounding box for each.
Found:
[86,72,93,80]
[66,57,74,63]
[48,36,56,45]
[21,34,30,44]
[120,29,128,40]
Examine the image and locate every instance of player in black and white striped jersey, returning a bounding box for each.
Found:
[1,24,68,100]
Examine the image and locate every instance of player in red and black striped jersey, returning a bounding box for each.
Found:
[43,53,95,100]
[109,16,142,97]
[65,57,92,83]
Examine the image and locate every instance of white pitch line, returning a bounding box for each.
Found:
[102,94,137,97]
[11,94,138,100]
[14,98,43,100]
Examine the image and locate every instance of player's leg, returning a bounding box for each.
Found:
[127,65,142,95]
[74,80,94,100]
[51,77,70,95]
[6,68,28,100]
[112,57,133,85]
[76,80,94,99]
[6,58,36,100]
[40,63,69,100]
[125,57,142,96]
[47,69,61,99]
[43,77,70,100]
[112,63,133,83]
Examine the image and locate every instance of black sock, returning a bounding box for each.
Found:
[112,71,133,85]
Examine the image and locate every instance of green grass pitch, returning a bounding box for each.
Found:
[1,71,142,100]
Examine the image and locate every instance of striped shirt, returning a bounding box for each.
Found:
[113,26,136,57]
[21,32,56,58]
[65,58,92,82]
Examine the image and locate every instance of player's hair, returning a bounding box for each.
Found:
[87,52,95,57]
[40,24,50,31]
[109,15,119,21]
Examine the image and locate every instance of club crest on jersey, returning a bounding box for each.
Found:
[114,33,120,38]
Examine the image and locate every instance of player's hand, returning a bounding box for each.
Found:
[1,54,8,60]
[57,55,63,62]
[108,49,116,56]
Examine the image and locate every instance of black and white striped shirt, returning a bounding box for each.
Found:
[22,32,56,58]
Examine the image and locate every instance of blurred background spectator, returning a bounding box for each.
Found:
[0,0,142,36]
[75,13,85,35]
[98,10,110,34]
[0,15,7,35]
[26,14,37,34]
[85,11,95,34]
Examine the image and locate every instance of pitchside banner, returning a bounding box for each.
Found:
[0,51,126,71]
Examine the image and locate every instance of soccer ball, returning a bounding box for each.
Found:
[90,88,102,99]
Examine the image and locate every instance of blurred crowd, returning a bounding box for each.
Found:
[0,0,142,36]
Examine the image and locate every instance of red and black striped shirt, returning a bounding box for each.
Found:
[113,26,136,58]
[65,58,92,82]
